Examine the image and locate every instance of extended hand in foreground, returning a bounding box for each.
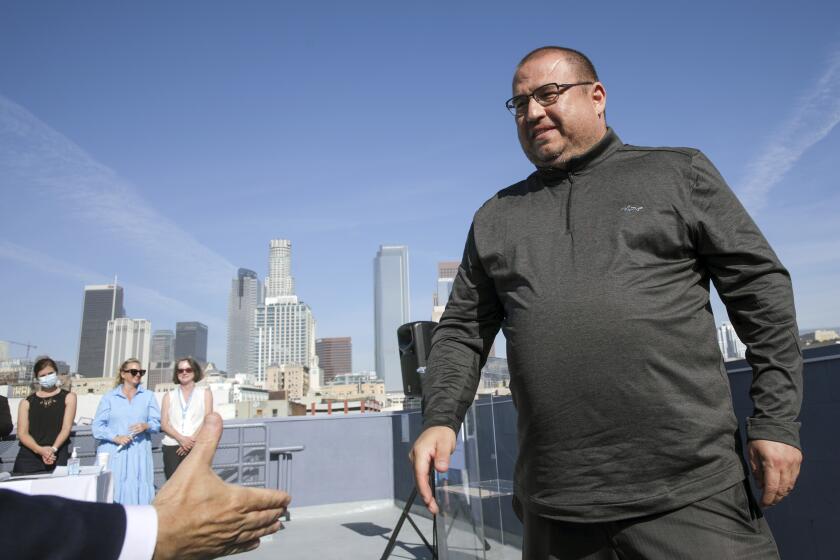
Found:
[408,426,457,515]
[152,413,291,559]
[748,439,803,508]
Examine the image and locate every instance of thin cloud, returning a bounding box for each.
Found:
[0,240,226,335]
[0,94,236,295]
[738,49,840,212]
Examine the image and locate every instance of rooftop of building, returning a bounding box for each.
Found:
[1,344,838,559]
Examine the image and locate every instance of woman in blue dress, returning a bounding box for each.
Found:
[93,357,161,505]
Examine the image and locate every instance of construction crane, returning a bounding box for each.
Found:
[4,340,39,360]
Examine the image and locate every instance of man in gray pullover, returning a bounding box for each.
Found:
[410,46,803,559]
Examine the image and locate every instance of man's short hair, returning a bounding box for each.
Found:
[517,46,599,83]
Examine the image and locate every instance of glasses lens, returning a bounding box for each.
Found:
[533,84,561,105]
[506,95,528,115]
[177,368,193,374]
[125,369,145,376]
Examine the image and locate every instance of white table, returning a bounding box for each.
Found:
[0,466,113,503]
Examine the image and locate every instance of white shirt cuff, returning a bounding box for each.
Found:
[119,505,159,560]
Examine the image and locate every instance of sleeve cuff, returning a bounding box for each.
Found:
[746,417,802,450]
[119,505,159,560]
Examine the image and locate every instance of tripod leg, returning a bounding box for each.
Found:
[380,487,418,560]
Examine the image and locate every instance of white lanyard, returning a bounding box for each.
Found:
[178,387,195,433]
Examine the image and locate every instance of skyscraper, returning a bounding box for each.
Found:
[254,300,316,383]
[175,322,208,364]
[102,318,151,377]
[227,268,263,375]
[717,322,747,361]
[432,260,459,322]
[77,284,125,377]
[266,239,295,298]
[253,238,317,385]
[316,337,352,384]
[374,245,410,392]
[150,330,175,364]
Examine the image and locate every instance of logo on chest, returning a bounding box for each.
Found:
[620,205,645,213]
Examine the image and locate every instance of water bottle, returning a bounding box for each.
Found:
[68,447,81,476]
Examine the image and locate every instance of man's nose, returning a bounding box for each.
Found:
[524,97,546,121]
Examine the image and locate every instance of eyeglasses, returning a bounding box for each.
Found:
[123,369,146,377]
[505,82,594,116]
[177,368,194,374]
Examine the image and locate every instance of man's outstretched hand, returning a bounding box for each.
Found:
[748,439,803,508]
[152,413,291,559]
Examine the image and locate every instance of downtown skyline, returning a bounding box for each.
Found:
[2,1,839,370]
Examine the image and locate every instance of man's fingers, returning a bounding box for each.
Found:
[434,439,451,473]
[183,412,224,469]
[221,538,262,557]
[413,448,436,513]
[235,508,286,532]
[760,465,781,507]
[232,520,284,544]
[235,485,292,512]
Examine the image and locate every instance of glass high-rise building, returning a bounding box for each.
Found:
[254,299,315,383]
[316,337,352,384]
[227,268,263,375]
[717,322,747,361]
[103,318,151,377]
[175,321,208,365]
[374,245,410,392]
[266,239,295,298]
[253,239,316,384]
[77,284,125,377]
[150,329,175,364]
[432,260,459,322]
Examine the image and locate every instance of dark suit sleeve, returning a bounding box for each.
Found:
[0,397,12,438]
[0,489,127,559]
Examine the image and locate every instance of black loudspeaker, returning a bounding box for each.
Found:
[397,321,437,397]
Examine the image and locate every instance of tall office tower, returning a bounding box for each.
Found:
[147,361,172,390]
[0,341,8,361]
[175,322,208,364]
[316,337,352,384]
[150,330,175,364]
[102,318,151,377]
[253,297,316,384]
[432,260,460,322]
[227,268,263,375]
[77,284,125,377]
[717,322,747,361]
[374,245,410,392]
[266,239,295,298]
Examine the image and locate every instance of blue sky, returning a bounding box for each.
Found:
[1,1,839,371]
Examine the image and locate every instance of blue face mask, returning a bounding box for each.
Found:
[38,373,59,388]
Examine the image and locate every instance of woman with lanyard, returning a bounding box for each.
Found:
[160,356,213,479]
[13,357,77,474]
[92,358,161,504]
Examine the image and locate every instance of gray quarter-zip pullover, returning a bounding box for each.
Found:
[422,129,803,522]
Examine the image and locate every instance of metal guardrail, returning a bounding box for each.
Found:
[270,445,305,520]
[212,423,269,488]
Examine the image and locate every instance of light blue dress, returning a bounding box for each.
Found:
[92,384,161,505]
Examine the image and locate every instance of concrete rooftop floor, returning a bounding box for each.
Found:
[234,501,519,560]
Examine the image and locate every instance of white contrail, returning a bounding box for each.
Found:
[0,95,236,295]
[737,49,840,213]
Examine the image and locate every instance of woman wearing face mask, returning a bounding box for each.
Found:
[13,357,77,474]
[160,357,213,479]
[92,358,161,505]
